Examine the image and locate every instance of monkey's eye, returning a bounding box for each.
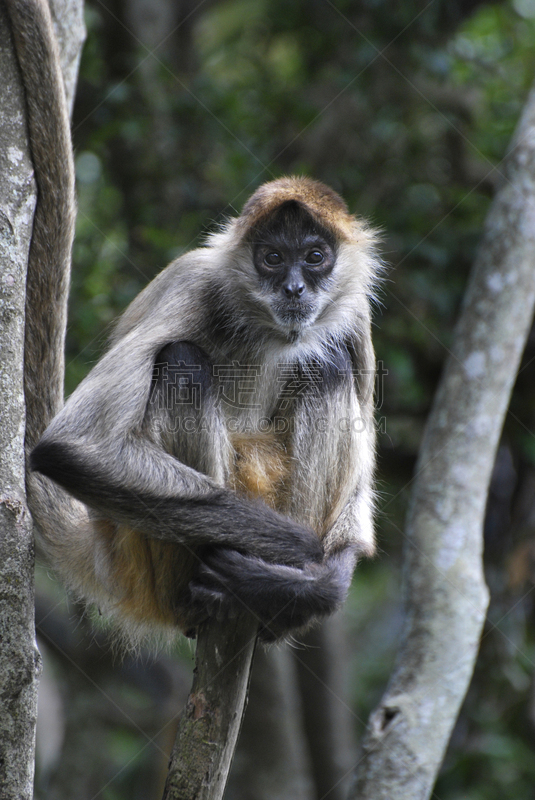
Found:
[305,250,325,266]
[264,252,283,267]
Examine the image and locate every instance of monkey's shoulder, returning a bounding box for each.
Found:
[110,248,218,345]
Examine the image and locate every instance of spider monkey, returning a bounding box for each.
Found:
[9,0,380,644]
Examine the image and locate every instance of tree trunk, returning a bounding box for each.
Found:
[0,2,84,797]
[351,81,535,799]
[0,7,39,796]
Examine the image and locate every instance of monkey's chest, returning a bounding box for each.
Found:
[217,368,293,508]
[229,430,291,510]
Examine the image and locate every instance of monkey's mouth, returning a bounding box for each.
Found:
[271,301,317,329]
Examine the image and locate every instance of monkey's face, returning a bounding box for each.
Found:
[250,203,337,334]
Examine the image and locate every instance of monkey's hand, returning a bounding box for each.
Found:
[188,545,357,642]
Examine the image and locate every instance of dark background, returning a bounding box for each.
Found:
[35,1,535,798]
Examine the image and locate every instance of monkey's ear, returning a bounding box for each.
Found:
[237,176,356,241]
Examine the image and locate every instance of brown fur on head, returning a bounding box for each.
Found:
[237,176,357,241]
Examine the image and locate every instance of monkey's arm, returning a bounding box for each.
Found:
[32,434,322,567]
[31,333,323,568]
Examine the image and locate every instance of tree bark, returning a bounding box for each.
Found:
[351,81,535,799]
[0,2,83,798]
[0,7,39,797]
[162,616,257,800]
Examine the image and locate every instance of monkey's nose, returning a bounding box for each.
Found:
[283,282,305,299]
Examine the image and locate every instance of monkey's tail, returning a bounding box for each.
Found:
[6,0,74,437]
[6,0,101,598]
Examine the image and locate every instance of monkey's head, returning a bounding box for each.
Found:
[228,176,380,339]
[249,201,337,332]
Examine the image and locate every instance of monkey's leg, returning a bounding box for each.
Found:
[280,341,376,558]
[279,344,362,532]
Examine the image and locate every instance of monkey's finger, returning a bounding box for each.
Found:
[188,580,240,621]
[202,548,251,572]
[195,560,230,588]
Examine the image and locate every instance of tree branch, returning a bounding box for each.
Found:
[162,616,258,800]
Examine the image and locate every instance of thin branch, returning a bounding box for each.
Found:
[162,616,258,800]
